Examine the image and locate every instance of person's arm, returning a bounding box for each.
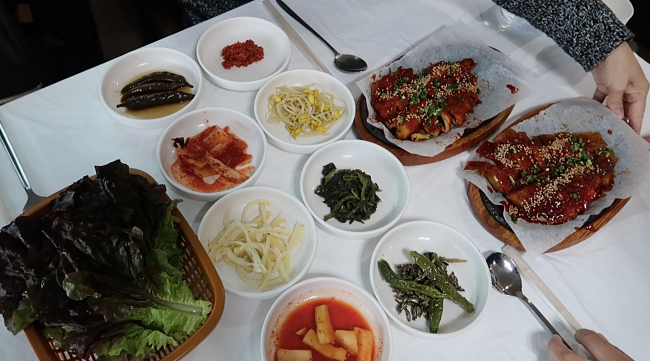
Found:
[493,0,649,133]
[492,0,632,71]
[548,329,633,361]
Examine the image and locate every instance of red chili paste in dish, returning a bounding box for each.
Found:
[278,298,375,361]
[221,39,264,69]
[171,125,254,192]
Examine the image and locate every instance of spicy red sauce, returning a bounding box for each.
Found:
[277,298,374,361]
[221,39,264,69]
[506,84,519,94]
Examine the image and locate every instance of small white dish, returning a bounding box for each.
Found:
[196,17,291,91]
[369,220,491,338]
[157,107,267,202]
[261,277,392,361]
[300,140,409,240]
[197,186,317,299]
[100,47,203,129]
[254,69,355,154]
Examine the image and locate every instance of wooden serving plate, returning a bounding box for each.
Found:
[355,95,514,166]
[466,103,631,253]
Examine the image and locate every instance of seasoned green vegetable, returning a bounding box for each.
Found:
[121,71,189,93]
[315,163,381,224]
[410,251,474,313]
[377,260,449,299]
[120,81,192,102]
[378,251,471,333]
[428,297,443,333]
[117,91,195,110]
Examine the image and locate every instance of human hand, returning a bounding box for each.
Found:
[591,42,649,134]
[548,329,634,361]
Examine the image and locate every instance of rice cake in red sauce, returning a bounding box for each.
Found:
[465,129,617,225]
[370,58,481,142]
[277,298,374,361]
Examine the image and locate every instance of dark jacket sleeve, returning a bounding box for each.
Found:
[492,0,634,71]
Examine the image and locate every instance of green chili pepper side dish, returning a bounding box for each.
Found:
[378,251,473,334]
[377,259,449,299]
[117,91,195,110]
[410,251,475,313]
[428,297,444,333]
[315,162,381,224]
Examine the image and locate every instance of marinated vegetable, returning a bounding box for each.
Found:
[410,251,474,313]
[117,90,195,110]
[116,71,195,114]
[315,163,381,224]
[120,71,189,92]
[377,259,450,300]
[120,81,191,102]
[378,250,473,333]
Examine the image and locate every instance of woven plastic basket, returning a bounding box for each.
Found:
[19,168,226,361]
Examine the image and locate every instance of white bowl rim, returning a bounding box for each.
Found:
[99,47,203,124]
[260,276,394,360]
[253,69,356,151]
[156,106,268,198]
[197,185,318,299]
[196,16,291,87]
[369,219,492,338]
[299,139,410,238]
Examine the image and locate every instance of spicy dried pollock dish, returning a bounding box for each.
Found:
[370,59,481,142]
[465,129,618,225]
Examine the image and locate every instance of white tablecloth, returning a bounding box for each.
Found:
[1,1,649,360]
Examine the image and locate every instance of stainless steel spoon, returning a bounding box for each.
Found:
[276,0,368,72]
[486,252,573,350]
[0,120,47,213]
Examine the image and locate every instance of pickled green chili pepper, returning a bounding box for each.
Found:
[120,81,192,102]
[121,71,189,93]
[410,251,474,313]
[428,297,444,333]
[116,91,195,110]
[377,259,449,299]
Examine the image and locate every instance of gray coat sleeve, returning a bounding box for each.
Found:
[492,0,634,71]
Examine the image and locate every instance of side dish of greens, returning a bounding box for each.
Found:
[315,162,381,224]
[378,251,473,333]
[0,160,211,361]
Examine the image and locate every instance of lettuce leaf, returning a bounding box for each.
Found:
[90,323,179,361]
[0,160,212,360]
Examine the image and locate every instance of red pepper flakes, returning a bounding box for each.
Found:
[221,39,264,69]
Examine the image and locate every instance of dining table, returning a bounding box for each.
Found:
[1,0,649,360]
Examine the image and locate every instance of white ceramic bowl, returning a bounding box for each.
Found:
[254,69,355,154]
[300,140,409,240]
[197,186,317,299]
[100,47,203,129]
[370,220,491,338]
[261,277,393,361]
[157,107,267,202]
[196,17,291,91]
